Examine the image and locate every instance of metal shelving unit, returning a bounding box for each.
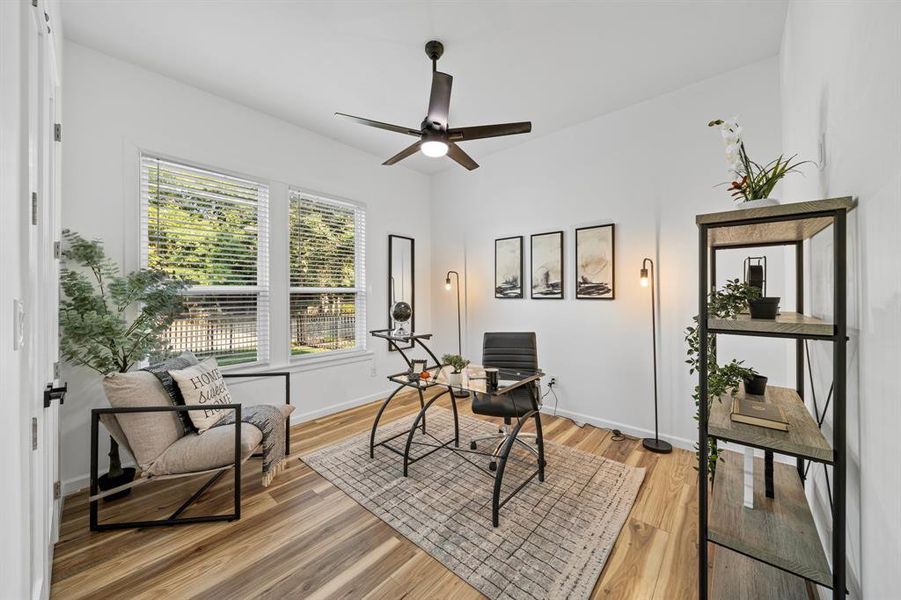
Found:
[696,197,855,599]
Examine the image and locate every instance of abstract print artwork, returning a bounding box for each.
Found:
[531,231,564,299]
[495,236,523,298]
[575,224,615,299]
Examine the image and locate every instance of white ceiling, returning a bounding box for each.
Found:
[60,1,787,174]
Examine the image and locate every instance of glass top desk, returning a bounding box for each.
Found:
[369,329,545,526]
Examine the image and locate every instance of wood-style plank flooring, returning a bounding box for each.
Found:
[51,389,700,599]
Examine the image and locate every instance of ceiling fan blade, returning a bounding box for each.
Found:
[335,112,420,137]
[426,71,453,130]
[382,141,422,166]
[448,121,532,141]
[447,142,479,171]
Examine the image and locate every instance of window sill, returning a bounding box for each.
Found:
[220,349,374,382]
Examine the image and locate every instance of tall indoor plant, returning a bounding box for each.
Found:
[686,278,758,478]
[59,230,188,488]
[709,117,811,206]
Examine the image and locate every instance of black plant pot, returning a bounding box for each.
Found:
[743,374,769,396]
[749,297,780,319]
[98,467,136,502]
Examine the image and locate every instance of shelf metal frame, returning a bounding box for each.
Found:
[697,203,848,599]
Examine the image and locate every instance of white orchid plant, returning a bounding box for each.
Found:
[709,117,811,203]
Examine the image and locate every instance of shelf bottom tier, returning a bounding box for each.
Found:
[711,546,812,600]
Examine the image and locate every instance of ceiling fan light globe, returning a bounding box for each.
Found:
[421,140,449,158]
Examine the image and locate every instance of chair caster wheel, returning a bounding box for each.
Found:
[498,428,504,433]
[470,441,477,450]
[489,461,497,472]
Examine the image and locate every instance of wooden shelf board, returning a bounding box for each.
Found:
[711,546,811,600]
[697,197,855,247]
[710,451,832,588]
[708,311,834,337]
[709,385,833,463]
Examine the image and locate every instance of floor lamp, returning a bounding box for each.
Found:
[444,270,468,398]
[640,258,672,453]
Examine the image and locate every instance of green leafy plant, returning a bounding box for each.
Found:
[709,117,812,202]
[441,354,470,374]
[59,230,189,477]
[686,279,759,479]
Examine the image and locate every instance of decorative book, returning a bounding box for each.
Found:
[731,397,789,431]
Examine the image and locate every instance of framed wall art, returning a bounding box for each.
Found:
[495,236,523,299]
[575,224,615,299]
[531,231,564,299]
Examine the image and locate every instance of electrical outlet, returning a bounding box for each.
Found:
[548,376,557,387]
[370,360,377,377]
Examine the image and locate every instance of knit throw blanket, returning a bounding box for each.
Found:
[215,404,288,487]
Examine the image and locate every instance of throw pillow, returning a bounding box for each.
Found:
[101,371,184,468]
[170,358,234,433]
[143,352,199,435]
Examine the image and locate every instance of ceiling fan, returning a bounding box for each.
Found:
[336,40,532,171]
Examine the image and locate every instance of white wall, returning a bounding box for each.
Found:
[781,2,901,597]
[430,58,788,447]
[60,42,432,492]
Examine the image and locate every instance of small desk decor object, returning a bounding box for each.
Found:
[495,236,523,298]
[575,224,615,299]
[731,397,789,431]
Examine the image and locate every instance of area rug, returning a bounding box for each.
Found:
[301,407,645,600]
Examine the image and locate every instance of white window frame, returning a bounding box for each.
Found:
[139,152,271,367]
[288,188,367,360]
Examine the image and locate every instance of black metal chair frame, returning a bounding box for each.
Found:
[89,371,290,532]
[368,329,545,527]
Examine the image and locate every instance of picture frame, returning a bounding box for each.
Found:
[530,231,564,299]
[575,224,615,300]
[494,236,523,299]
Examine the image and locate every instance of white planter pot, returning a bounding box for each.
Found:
[738,198,780,209]
[448,372,463,386]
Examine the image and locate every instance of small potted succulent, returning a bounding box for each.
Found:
[441,354,470,387]
[709,117,811,208]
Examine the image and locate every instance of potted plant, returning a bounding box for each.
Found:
[742,372,768,396]
[441,354,470,387]
[59,230,188,498]
[709,117,812,207]
[686,279,759,479]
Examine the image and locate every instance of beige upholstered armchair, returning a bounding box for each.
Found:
[90,367,290,531]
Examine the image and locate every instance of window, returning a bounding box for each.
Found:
[141,155,269,366]
[289,190,366,356]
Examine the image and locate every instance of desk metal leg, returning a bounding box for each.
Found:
[450,390,460,447]
[416,386,427,434]
[370,384,404,458]
[403,388,451,476]
[491,410,537,527]
[534,412,545,482]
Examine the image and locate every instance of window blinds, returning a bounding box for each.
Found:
[289,191,366,356]
[141,155,269,366]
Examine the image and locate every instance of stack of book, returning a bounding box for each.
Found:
[731,396,789,431]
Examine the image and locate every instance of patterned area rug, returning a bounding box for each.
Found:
[302,407,645,600]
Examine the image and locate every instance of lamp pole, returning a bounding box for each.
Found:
[641,258,672,454]
[445,270,462,355]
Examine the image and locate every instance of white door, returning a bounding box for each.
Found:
[27,3,62,598]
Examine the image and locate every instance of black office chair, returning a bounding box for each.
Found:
[469,332,546,524]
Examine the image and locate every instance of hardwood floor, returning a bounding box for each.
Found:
[51,389,700,599]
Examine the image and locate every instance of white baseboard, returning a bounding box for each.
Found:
[540,405,695,451]
[62,388,395,497]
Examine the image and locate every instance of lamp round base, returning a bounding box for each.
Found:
[452,389,470,398]
[642,438,673,454]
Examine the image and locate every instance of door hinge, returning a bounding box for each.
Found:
[54,241,61,259]
[54,481,61,500]
[31,192,38,225]
[53,361,60,379]
[32,418,38,450]
[44,382,67,408]
[54,123,61,142]
[32,0,37,7]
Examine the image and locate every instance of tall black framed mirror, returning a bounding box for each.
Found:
[388,234,415,350]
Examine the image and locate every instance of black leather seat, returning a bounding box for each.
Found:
[471,332,540,419]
